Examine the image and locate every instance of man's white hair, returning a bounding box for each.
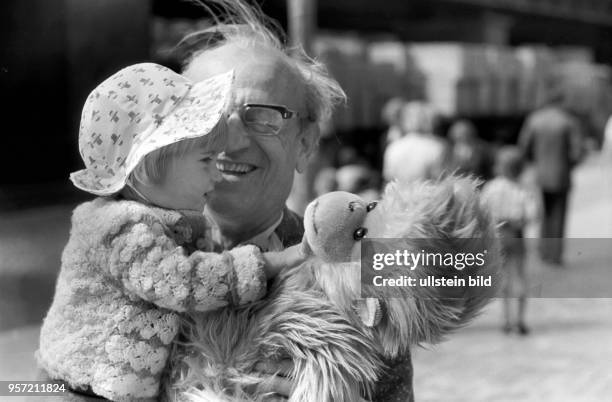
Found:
[177,0,346,130]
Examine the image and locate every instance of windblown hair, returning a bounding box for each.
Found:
[177,0,346,131]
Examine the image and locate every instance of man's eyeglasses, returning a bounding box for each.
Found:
[234,103,300,136]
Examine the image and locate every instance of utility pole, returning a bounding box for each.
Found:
[287,0,316,54]
[286,0,319,215]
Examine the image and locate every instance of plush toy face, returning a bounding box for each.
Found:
[304,191,378,263]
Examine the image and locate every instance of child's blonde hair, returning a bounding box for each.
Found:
[122,120,226,197]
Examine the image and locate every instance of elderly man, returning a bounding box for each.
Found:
[179,1,415,401]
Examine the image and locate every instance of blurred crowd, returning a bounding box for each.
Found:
[298,93,593,335]
[306,99,498,206]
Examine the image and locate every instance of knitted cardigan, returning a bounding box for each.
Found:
[37,197,266,401]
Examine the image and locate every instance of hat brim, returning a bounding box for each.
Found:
[70,69,234,196]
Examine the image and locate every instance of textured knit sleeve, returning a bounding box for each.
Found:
[106,221,267,312]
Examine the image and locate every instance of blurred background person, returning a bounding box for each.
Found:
[481,146,539,336]
[518,92,585,266]
[448,119,493,181]
[313,166,338,197]
[336,163,381,201]
[383,101,449,183]
[381,97,407,145]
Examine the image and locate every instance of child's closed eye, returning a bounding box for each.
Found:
[199,153,217,164]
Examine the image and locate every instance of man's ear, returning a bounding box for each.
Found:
[296,122,320,174]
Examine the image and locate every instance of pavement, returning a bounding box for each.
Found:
[0,153,610,401]
[412,153,612,402]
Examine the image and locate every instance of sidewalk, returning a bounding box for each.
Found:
[412,153,612,402]
[413,299,612,402]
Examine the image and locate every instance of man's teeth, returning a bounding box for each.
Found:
[217,162,254,173]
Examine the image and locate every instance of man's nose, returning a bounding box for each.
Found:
[224,112,251,153]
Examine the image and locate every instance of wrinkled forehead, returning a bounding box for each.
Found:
[184,43,305,110]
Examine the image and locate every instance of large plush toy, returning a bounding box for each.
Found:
[166,176,501,402]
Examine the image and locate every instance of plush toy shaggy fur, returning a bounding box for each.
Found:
[165,176,501,402]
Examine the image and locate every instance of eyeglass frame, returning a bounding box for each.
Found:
[230,103,303,136]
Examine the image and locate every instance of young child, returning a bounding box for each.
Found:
[481,146,538,335]
[36,63,304,401]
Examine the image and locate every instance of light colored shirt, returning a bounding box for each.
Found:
[383,133,447,183]
[481,177,538,227]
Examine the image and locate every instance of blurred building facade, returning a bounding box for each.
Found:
[2,0,612,205]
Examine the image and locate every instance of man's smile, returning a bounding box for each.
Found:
[216,160,257,176]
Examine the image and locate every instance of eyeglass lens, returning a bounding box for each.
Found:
[242,106,284,134]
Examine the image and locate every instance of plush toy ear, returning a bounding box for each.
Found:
[353,298,383,327]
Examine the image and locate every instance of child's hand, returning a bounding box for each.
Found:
[261,245,309,280]
[282,244,309,267]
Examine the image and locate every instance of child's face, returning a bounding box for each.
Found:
[147,145,222,212]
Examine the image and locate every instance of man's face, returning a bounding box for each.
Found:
[184,44,313,223]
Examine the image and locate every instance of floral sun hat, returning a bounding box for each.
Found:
[70,63,234,196]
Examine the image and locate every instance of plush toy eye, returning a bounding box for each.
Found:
[353,227,368,240]
[366,202,378,212]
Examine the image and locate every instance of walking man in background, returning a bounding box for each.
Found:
[518,92,584,265]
